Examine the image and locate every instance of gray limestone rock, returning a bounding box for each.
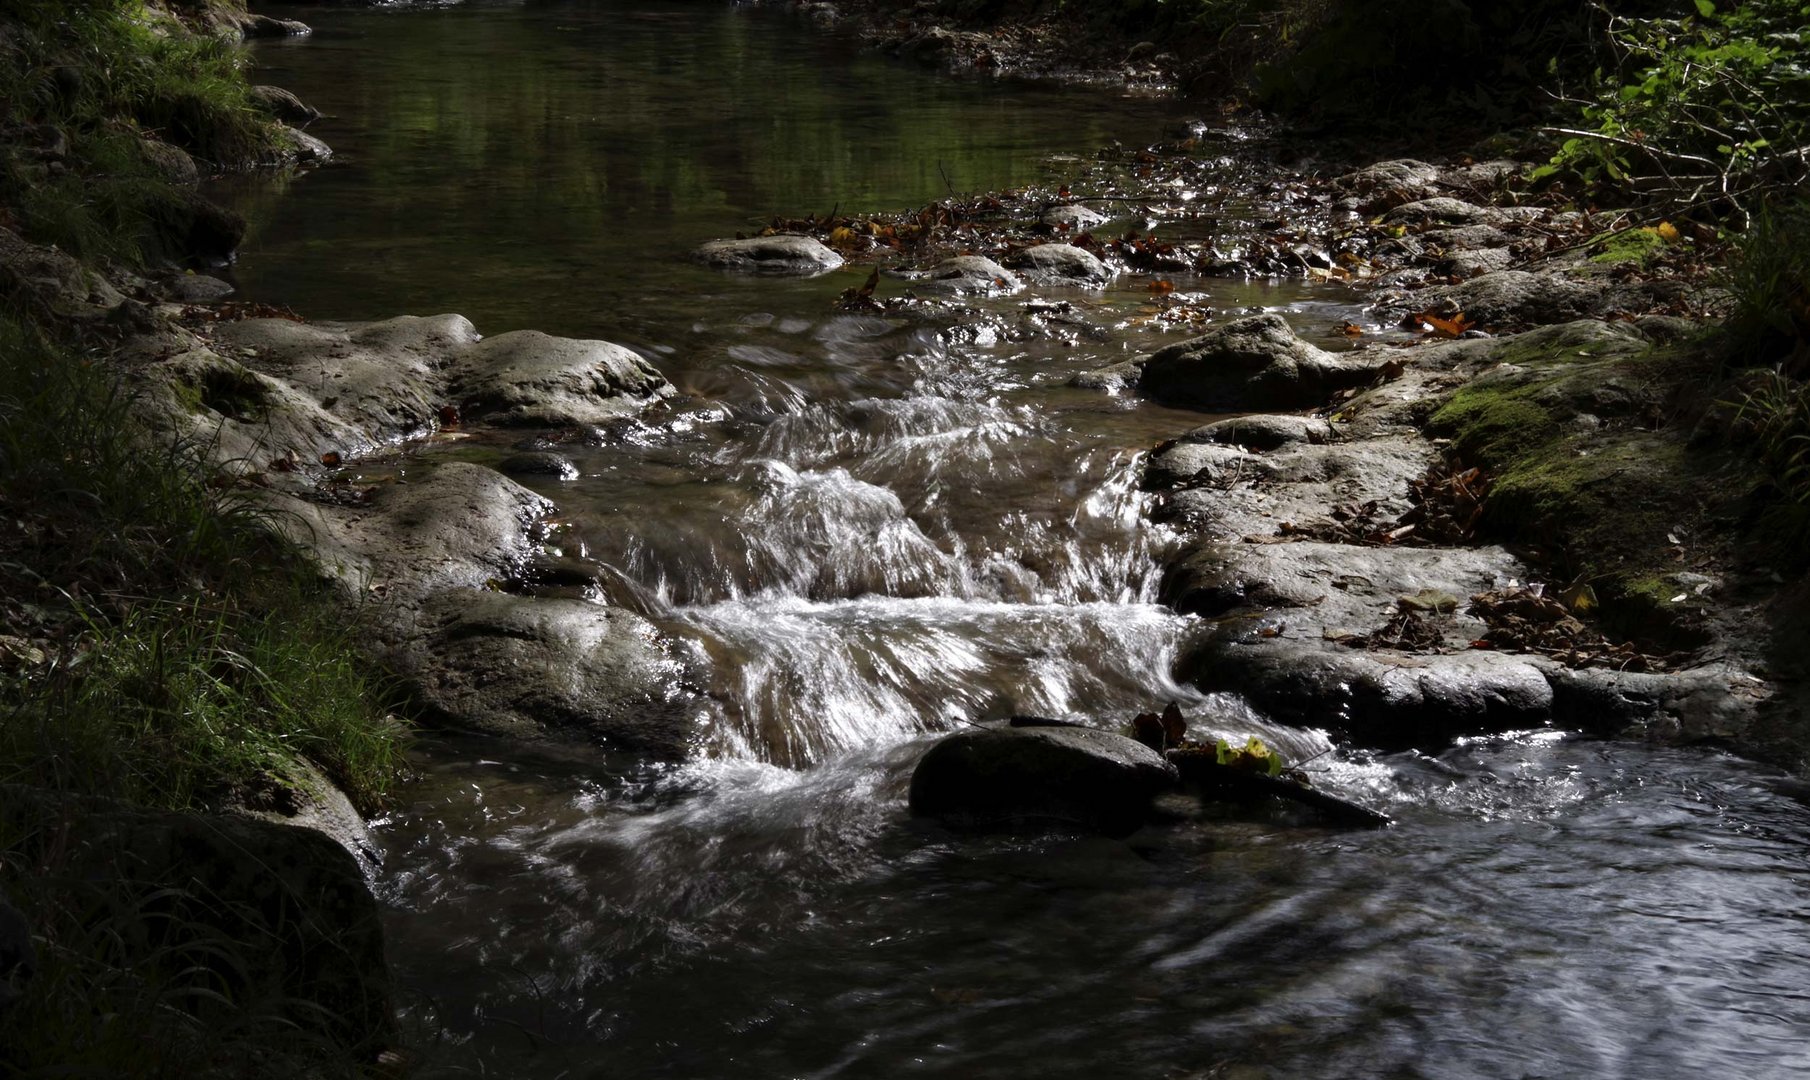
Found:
[400,591,698,755]
[251,84,321,124]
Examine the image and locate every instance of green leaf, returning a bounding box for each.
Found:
[1694,0,1716,17]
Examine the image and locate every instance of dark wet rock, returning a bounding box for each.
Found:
[1169,414,1334,452]
[900,26,992,63]
[237,12,312,38]
[174,189,246,261]
[1333,159,1441,213]
[693,234,844,276]
[908,723,1178,836]
[0,783,394,1054]
[1134,313,1390,411]
[280,124,333,166]
[498,451,581,480]
[1004,242,1113,286]
[251,84,321,124]
[448,330,673,426]
[400,591,697,755]
[230,758,378,867]
[922,255,1021,294]
[0,225,124,315]
[162,272,234,304]
[137,136,198,185]
[1042,204,1107,231]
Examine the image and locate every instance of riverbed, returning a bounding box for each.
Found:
[216,3,1810,1076]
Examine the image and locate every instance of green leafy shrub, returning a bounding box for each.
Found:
[1540,1,1810,220]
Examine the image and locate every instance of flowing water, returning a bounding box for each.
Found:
[218,3,1810,1076]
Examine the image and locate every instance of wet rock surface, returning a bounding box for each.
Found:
[694,234,845,276]
[1132,313,1392,411]
[1138,311,1762,752]
[921,255,1022,294]
[1002,242,1113,286]
[908,721,1179,836]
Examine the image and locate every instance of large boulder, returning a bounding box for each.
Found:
[1135,313,1387,411]
[693,234,844,276]
[908,722,1178,836]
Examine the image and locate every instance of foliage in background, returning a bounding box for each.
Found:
[1540,0,1810,222]
[0,315,401,815]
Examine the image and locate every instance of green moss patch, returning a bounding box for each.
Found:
[1427,336,1757,644]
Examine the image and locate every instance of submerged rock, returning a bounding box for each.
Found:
[1003,242,1113,286]
[498,450,581,480]
[693,234,844,276]
[908,722,1178,836]
[1042,204,1107,231]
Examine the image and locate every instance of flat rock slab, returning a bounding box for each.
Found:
[146,313,674,473]
[909,722,1178,836]
[693,234,844,276]
[1186,638,1557,749]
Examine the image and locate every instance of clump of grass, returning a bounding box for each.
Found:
[1729,369,1810,554]
[1725,199,1810,373]
[0,0,277,263]
[0,810,389,1078]
[0,314,403,814]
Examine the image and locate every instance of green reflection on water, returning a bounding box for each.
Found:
[215,0,1172,342]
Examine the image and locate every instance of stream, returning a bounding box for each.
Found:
[216,3,1810,1077]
